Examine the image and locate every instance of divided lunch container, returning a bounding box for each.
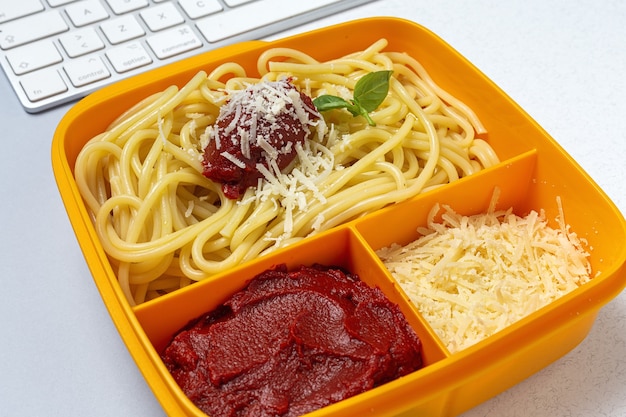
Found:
[51,17,626,417]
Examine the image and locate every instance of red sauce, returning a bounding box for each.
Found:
[202,79,319,199]
[161,264,423,417]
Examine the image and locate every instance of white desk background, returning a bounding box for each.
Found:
[1,1,624,416]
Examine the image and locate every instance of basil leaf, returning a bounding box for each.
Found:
[312,95,352,112]
[312,70,392,126]
[353,70,392,112]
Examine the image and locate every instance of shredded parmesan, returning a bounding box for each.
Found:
[220,151,246,169]
[203,79,333,241]
[185,200,195,218]
[250,138,333,241]
[210,79,320,171]
[377,197,593,353]
[204,79,327,228]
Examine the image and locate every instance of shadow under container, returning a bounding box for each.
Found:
[51,17,626,417]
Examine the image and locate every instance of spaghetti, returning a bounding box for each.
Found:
[74,38,500,305]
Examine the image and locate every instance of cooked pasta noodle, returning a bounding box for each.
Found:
[74,38,500,305]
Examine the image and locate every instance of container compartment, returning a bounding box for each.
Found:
[354,139,626,414]
[134,225,449,416]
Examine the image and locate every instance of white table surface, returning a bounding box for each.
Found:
[1,1,625,416]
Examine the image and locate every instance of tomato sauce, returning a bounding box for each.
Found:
[161,264,423,417]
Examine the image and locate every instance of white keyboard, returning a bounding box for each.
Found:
[0,0,376,113]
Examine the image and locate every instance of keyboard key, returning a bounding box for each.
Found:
[146,25,202,59]
[223,0,256,6]
[0,0,44,24]
[106,41,152,73]
[20,67,68,102]
[100,14,145,44]
[178,0,222,19]
[196,0,341,42]
[104,0,149,15]
[6,40,63,75]
[65,0,109,27]
[59,27,105,57]
[47,0,80,6]
[140,3,184,32]
[64,55,111,87]
[0,10,68,50]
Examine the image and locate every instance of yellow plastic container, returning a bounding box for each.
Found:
[52,17,626,417]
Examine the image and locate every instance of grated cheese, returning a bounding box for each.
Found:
[248,137,333,242]
[205,79,332,241]
[210,79,319,169]
[204,79,341,245]
[220,151,246,169]
[377,197,593,353]
[185,200,195,218]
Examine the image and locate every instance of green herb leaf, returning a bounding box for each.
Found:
[312,70,392,126]
[353,70,393,112]
[311,95,352,112]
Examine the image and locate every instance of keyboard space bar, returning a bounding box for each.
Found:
[196,0,341,43]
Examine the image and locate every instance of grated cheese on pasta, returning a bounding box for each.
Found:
[240,140,334,243]
[377,199,593,353]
